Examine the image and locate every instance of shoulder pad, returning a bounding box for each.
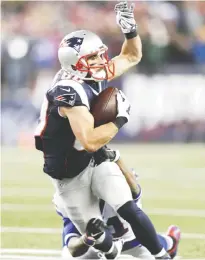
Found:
[49,79,90,109]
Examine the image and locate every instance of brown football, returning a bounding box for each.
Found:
[91,87,119,126]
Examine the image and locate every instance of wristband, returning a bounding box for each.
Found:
[132,184,142,201]
[124,29,138,40]
[82,234,96,247]
[113,117,128,130]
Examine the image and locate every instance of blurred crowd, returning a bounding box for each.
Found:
[1,1,205,144]
[2,1,205,88]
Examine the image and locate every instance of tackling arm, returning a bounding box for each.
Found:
[58,216,89,257]
[116,157,141,197]
[94,146,141,199]
[62,218,108,257]
[54,205,92,257]
[68,236,90,257]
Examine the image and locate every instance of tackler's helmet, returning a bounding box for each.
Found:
[58,30,115,82]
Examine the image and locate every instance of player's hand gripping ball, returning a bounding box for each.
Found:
[91,87,131,128]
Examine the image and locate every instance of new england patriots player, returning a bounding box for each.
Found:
[35,2,170,259]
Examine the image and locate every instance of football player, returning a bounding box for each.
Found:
[35,2,170,259]
[56,208,180,260]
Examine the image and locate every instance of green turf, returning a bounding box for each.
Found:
[1,233,62,249]
[179,239,205,258]
[1,210,61,228]
[1,144,205,258]
[144,199,205,210]
[149,215,205,234]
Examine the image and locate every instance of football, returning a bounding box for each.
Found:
[91,87,119,126]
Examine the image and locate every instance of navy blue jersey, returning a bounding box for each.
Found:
[35,70,107,179]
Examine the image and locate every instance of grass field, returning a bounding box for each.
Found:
[1,144,205,259]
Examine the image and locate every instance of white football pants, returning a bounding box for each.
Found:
[51,160,132,233]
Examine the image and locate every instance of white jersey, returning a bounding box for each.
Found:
[53,192,142,244]
[54,193,153,260]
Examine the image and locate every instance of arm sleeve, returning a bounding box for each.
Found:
[55,208,81,246]
[51,84,89,108]
[61,216,81,246]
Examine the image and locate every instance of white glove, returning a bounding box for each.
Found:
[116,90,131,120]
[115,1,137,34]
[113,90,131,129]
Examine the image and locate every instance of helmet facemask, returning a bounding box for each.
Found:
[74,47,115,82]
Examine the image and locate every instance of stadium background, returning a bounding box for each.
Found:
[1,1,205,259]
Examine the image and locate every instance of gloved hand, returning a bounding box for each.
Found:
[82,218,107,246]
[115,1,137,34]
[94,145,120,166]
[113,90,131,129]
[116,90,131,119]
[86,218,107,238]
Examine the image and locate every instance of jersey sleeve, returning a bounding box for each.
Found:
[62,218,81,246]
[50,84,90,109]
[56,210,81,246]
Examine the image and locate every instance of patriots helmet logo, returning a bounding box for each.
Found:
[60,37,84,53]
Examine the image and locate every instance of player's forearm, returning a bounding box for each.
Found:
[121,35,142,63]
[116,157,140,196]
[68,236,89,257]
[87,122,118,152]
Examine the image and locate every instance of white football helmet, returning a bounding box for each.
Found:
[58,30,115,82]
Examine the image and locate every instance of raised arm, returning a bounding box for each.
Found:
[109,2,142,81]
